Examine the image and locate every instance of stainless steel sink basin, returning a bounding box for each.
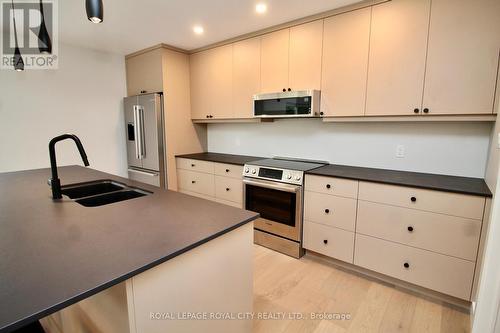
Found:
[60,179,151,207]
[61,180,126,199]
[75,189,149,207]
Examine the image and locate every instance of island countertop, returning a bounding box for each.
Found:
[0,166,259,333]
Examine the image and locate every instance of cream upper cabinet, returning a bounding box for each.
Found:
[289,20,323,91]
[260,29,290,93]
[233,38,261,118]
[190,45,233,119]
[321,8,371,117]
[365,0,431,116]
[126,49,163,96]
[190,51,211,120]
[422,0,500,115]
[209,45,233,119]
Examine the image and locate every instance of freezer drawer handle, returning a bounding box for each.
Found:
[128,168,159,177]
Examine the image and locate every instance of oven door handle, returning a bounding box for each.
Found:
[242,178,301,193]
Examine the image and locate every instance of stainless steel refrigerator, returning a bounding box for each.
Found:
[124,93,166,188]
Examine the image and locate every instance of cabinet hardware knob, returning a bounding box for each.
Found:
[413,108,420,114]
[209,115,214,118]
[191,180,196,184]
[225,169,230,172]
[206,115,209,118]
[323,239,328,245]
[324,209,330,214]
[320,111,324,116]
[282,88,286,92]
[140,90,147,94]
[410,196,417,202]
[407,226,414,232]
[191,164,195,167]
[326,184,331,189]
[403,262,410,269]
[288,88,291,92]
[226,188,230,191]
[423,108,429,114]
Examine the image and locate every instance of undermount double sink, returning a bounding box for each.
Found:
[61,180,151,207]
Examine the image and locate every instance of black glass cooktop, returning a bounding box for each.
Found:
[248,158,327,172]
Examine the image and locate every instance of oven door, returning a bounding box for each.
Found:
[243,178,302,241]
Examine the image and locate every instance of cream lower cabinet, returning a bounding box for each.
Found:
[303,175,487,301]
[176,158,243,208]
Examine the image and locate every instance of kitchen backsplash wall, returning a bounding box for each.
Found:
[0,43,128,177]
[208,119,492,178]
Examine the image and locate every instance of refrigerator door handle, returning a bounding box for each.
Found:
[137,105,146,159]
[133,105,141,160]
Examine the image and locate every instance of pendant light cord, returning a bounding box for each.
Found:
[11,0,20,46]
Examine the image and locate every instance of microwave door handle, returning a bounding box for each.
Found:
[133,106,141,160]
[242,178,300,193]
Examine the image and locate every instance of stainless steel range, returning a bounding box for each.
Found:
[242,157,327,258]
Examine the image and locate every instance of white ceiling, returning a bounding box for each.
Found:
[53,0,362,55]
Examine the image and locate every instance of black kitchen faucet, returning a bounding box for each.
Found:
[48,134,89,199]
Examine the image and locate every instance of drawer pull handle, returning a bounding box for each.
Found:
[407,226,414,232]
[191,180,196,184]
[326,184,331,189]
[323,239,328,245]
[225,169,230,173]
[403,262,410,269]
[226,188,230,191]
[324,209,330,214]
[410,196,417,202]
[191,164,195,167]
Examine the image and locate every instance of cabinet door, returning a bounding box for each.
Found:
[365,0,430,116]
[209,44,234,119]
[233,38,261,118]
[422,0,500,115]
[260,29,290,93]
[321,8,371,116]
[289,20,323,91]
[190,51,212,119]
[126,49,163,96]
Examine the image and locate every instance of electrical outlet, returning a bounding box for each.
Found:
[396,145,405,158]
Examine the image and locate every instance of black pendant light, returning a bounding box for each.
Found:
[85,0,103,23]
[11,0,24,71]
[38,0,52,54]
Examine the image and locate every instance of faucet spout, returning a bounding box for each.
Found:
[48,134,90,199]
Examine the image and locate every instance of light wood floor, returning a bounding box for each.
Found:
[253,245,470,333]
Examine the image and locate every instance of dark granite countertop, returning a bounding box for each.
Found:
[176,152,492,197]
[0,166,258,333]
[176,152,264,166]
[307,164,492,197]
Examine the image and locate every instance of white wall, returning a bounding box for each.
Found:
[0,43,127,177]
[208,119,492,178]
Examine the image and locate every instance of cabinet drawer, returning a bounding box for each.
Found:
[305,175,358,198]
[357,201,481,261]
[354,234,475,300]
[215,176,243,203]
[176,158,214,174]
[177,169,215,196]
[214,163,243,179]
[303,221,354,263]
[215,198,242,208]
[304,191,356,231]
[179,189,215,202]
[358,181,485,220]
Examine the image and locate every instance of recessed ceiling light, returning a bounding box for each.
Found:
[255,3,267,14]
[193,25,204,35]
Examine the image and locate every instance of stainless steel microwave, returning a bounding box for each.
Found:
[253,90,321,118]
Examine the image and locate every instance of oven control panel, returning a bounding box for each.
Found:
[243,164,304,185]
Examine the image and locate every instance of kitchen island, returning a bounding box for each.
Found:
[0,166,258,333]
